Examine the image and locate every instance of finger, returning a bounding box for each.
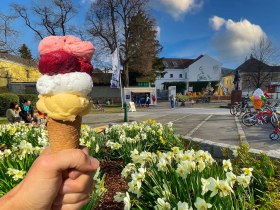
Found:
[79,146,89,155]
[44,149,99,173]
[61,172,93,194]
[53,192,90,205]
[53,198,91,210]
[52,198,91,210]
[68,169,82,180]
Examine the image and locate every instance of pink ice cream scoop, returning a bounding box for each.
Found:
[63,40,95,61]
[39,35,94,61]
[39,50,81,75]
[38,36,65,55]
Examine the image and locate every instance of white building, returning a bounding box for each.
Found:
[155,54,222,92]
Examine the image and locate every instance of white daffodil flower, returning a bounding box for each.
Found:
[236,174,251,188]
[222,159,233,172]
[174,201,193,210]
[155,198,171,210]
[123,192,131,210]
[194,197,212,210]
[242,168,253,177]
[226,171,237,187]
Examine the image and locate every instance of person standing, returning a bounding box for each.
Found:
[6,102,21,123]
[145,94,150,107]
[169,95,175,108]
[152,94,156,105]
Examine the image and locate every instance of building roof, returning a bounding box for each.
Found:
[0,53,38,68]
[92,72,111,85]
[236,58,280,73]
[221,68,235,77]
[163,55,204,69]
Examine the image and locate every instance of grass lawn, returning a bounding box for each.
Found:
[90,106,123,114]
[0,118,8,125]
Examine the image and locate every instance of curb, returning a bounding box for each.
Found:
[183,136,280,160]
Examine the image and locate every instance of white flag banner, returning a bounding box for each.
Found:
[110,48,120,88]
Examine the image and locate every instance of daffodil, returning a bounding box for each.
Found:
[201,177,211,195]
[208,177,233,197]
[197,160,206,172]
[157,158,168,172]
[174,201,193,210]
[223,159,233,172]
[155,198,171,210]
[236,174,251,188]
[114,192,125,202]
[242,168,253,177]
[194,197,212,210]
[123,192,131,210]
[232,149,238,157]
[226,171,237,187]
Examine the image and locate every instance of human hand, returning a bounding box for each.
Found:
[0,147,99,210]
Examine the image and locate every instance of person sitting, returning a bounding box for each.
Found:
[6,102,21,123]
[19,99,37,123]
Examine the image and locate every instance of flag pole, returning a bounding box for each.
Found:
[120,69,124,109]
[117,47,124,109]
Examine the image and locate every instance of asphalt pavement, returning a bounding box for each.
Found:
[82,101,280,158]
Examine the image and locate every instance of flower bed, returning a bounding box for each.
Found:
[1,120,280,209]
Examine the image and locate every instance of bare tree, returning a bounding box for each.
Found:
[86,0,152,86]
[0,12,18,53]
[11,0,77,39]
[239,37,279,89]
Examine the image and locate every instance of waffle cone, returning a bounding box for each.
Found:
[47,116,82,152]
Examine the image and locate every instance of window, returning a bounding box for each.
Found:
[213,65,219,71]
[163,61,168,67]
[179,74,182,78]
[172,61,178,67]
[170,74,173,78]
[26,69,30,78]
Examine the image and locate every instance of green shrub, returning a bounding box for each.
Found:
[17,94,38,108]
[0,93,19,116]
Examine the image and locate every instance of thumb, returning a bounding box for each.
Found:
[46,149,99,173]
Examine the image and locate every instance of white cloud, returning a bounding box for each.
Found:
[155,26,161,39]
[80,0,97,3]
[155,0,204,19]
[210,16,266,60]
[209,16,225,31]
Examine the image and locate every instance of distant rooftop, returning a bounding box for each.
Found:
[236,58,280,73]
[0,53,38,68]
[221,68,235,77]
[162,55,204,69]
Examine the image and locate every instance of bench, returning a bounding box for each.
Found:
[93,125,108,133]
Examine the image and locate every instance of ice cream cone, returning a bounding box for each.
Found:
[47,116,82,152]
[253,99,263,109]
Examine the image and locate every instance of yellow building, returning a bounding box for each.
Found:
[221,68,234,95]
[0,53,41,88]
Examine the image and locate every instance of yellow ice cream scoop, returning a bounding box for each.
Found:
[37,93,91,121]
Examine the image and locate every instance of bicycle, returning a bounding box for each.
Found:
[230,97,251,116]
[269,122,280,140]
[242,105,279,127]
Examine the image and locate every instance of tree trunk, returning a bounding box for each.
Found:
[124,63,129,87]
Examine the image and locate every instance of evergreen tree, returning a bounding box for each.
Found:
[126,11,163,84]
[18,44,32,60]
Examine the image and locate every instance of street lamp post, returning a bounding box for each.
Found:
[6,72,10,86]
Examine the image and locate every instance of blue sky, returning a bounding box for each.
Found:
[1,0,280,69]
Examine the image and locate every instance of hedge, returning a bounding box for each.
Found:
[0,93,19,116]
